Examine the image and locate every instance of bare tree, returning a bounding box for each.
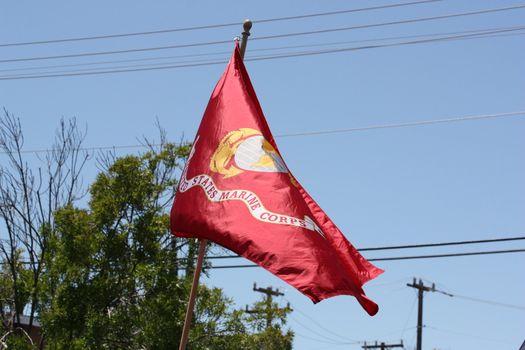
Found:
[0,108,89,346]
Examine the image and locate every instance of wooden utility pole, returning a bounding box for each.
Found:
[246,282,291,329]
[362,340,404,350]
[407,278,436,350]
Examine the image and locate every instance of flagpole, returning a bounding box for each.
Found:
[178,238,207,350]
[177,20,252,350]
[239,19,252,59]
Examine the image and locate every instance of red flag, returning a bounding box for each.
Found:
[171,44,383,315]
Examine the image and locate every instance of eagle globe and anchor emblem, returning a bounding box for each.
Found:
[178,128,324,237]
[210,128,296,185]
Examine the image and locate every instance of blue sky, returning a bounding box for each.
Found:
[1,1,524,349]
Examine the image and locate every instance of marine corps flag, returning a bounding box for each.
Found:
[171,44,383,316]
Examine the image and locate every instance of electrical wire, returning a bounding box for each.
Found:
[358,235,525,252]
[3,248,525,266]
[425,325,514,344]
[363,278,411,289]
[0,58,227,80]
[0,55,228,78]
[283,297,359,343]
[0,50,228,74]
[292,330,356,345]
[276,110,525,138]
[2,24,520,75]
[0,49,230,74]
[250,3,525,42]
[2,24,524,79]
[246,26,525,62]
[400,295,418,340]
[0,0,440,48]
[308,344,357,350]
[208,249,525,269]
[290,314,356,344]
[435,290,525,310]
[369,248,525,261]
[0,39,233,64]
[2,110,523,155]
[1,26,523,80]
[201,236,525,260]
[1,4,524,65]
[452,294,525,310]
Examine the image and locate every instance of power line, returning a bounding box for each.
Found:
[1,4,524,65]
[2,24,524,78]
[425,325,516,344]
[401,295,418,340]
[290,314,355,344]
[208,249,525,269]
[251,26,525,53]
[0,39,232,64]
[1,26,523,80]
[0,58,227,80]
[252,0,439,24]
[0,141,191,155]
[0,49,231,74]
[292,330,357,346]
[2,110,524,155]
[201,235,525,260]
[358,235,525,252]
[0,0,440,48]
[277,110,525,138]
[367,249,525,261]
[0,55,226,79]
[0,24,520,76]
[251,3,525,42]
[246,26,525,62]
[365,277,412,289]
[4,248,525,267]
[0,27,525,80]
[434,290,525,310]
[452,294,525,310]
[284,297,359,343]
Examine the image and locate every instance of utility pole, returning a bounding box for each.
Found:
[362,340,404,350]
[407,278,436,350]
[246,282,291,329]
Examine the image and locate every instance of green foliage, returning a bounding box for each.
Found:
[0,249,33,316]
[241,296,294,350]
[36,144,293,350]
[40,146,188,349]
[1,332,37,350]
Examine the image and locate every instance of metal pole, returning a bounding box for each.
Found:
[239,19,252,60]
[178,239,207,350]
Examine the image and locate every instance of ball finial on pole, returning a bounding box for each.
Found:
[243,19,253,32]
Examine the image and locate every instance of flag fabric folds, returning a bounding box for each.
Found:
[170,43,383,316]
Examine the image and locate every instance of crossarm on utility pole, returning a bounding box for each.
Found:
[362,340,404,350]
